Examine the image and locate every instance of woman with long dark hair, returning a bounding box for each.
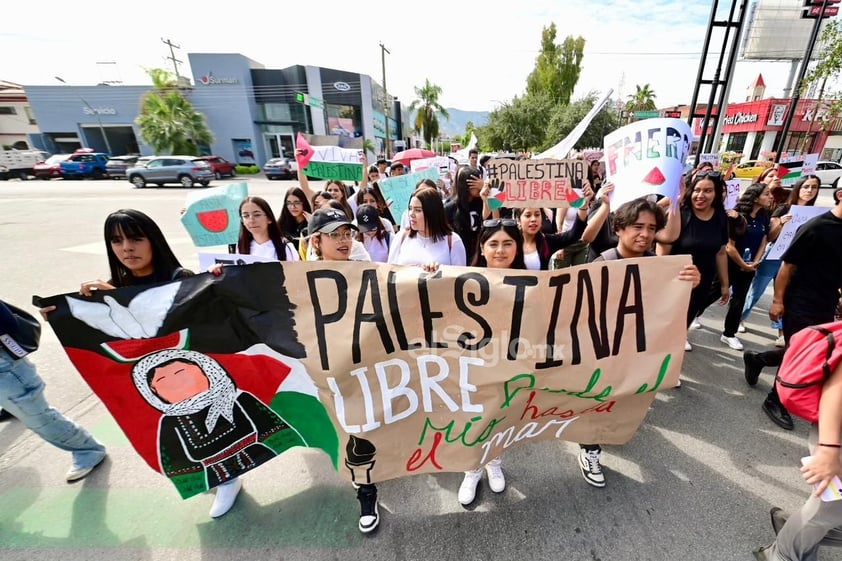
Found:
[720,183,772,350]
[237,196,297,261]
[277,187,312,247]
[444,166,492,264]
[388,186,467,266]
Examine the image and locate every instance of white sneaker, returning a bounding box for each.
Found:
[210,477,242,518]
[738,322,746,333]
[685,340,692,352]
[578,448,605,488]
[458,469,483,505]
[775,335,786,348]
[485,458,505,493]
[689,318,702,330]
[720,334,744,351]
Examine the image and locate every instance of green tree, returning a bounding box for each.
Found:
[136,68,214,155]
[480,93,554,152]
[625,84,657,116]
[542,93,621,152]
[462,120,477,146]
[409,79,450,147]
[803,20,842,128]
[526,24,585,106]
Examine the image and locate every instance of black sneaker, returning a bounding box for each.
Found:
[357,484,379,533]
[762,397,794,430]
[743,352,764,387]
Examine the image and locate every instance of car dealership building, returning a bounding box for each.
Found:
[23,53,404,165]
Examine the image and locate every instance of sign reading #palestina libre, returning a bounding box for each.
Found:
[42,258,691,497]
[295,132,364,182]
[603,118,692,208]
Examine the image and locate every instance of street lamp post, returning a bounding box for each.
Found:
[55,76,113,155]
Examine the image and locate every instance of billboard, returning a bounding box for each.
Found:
[741,0,831,60]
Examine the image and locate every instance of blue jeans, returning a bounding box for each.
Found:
[742,257,784,330]
[0,347,105,470]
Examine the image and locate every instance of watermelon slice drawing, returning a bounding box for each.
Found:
[196,210,229,233]
[643,166,666,186]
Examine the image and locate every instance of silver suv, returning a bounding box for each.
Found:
[126,156,214,188]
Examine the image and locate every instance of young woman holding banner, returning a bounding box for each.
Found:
[39,209,244,519]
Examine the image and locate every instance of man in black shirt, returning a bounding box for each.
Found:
[743,203,842,430]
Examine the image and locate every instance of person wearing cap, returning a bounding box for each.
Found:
[306,207,381,533]
[355,204,393,263]
[305,202,371,262]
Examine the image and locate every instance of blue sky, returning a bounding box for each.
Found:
[0,0,832,112]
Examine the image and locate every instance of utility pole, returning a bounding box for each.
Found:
[380,42,391,158]
[775,0,829,162]
[161,38,183,80]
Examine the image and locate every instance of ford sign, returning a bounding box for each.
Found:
[333,81,351,92]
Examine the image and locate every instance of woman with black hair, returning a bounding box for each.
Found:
[277,187,312,248]
[355,186,396,227]
[444,166,492,264]
[41,209,244,519]
[388,186,467,266]
[720,183,773,351]
[237,196,298,261]
[659,171,731,351]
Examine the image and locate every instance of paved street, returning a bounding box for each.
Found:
[1,177,840,561]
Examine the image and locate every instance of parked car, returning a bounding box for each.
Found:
[263,157,294,180]
[732,159,773,180]
[196,156,236,179]
[126,156,214,188]
[135,156,155,168]
[105,155,141,179]
[814,160,842,187]
[33,154,71,180]
[60,152,110,179]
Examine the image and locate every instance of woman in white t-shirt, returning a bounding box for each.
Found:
[387,186,466,267]
[355,203,393,263]
[237,197,298,261]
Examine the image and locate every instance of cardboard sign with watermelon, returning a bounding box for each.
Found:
[603,118,692,209]
[180,182,248,247]
[484,158,587,209]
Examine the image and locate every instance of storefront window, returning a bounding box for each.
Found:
[324,104,361,138]
[726,132,747,153]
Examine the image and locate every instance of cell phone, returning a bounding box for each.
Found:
[31,295,44,308]
[801,456,842,502]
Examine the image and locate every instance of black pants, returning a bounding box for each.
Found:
[723,265,755,337]
[580,444,601,453]
[687,270,717,327]
[761,310,835,404]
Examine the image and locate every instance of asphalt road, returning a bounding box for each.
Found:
[1,176,840,561]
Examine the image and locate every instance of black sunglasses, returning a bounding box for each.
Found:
[696,170,721,180]
[483,219,518,228]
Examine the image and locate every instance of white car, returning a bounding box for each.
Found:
[814,161,842,187]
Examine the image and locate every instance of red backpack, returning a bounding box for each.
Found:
[776,321,842,423]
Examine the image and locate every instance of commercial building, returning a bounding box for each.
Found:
[21,53,406,164]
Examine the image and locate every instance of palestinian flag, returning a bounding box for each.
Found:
[295,132,364,182]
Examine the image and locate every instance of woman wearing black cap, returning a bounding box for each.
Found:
[355,204,393,263]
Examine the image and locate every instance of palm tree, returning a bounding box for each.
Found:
[409,79,450,147]
[136,69,214,155]
[625,84,657,117]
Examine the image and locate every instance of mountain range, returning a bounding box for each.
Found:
[408,108,490,138]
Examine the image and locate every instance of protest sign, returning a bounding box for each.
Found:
[699,153,720,168]
[198,252,277,270]
[180,182,248,247]
[43,257,691,494]
[484,158,587,209]
[410,156,452,176]
[295,132,364,182]
[603,118,692,208]
[724,179,741,210]
[533,89,613,160]
[379,167,439,216]
[802,153,819,176]
[766,206,828,260]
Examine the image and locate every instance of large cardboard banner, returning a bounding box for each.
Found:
[180,182,248,247]
[379,167,439,216]
[766,206,828,260]
[295,133,364,182]
[484,158,587,209]
[42,257,691,496]
[603,118,692,208]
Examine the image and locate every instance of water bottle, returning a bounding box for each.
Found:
[743,248,752,262]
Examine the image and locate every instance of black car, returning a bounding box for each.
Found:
[106,155,141,179]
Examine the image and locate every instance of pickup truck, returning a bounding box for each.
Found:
[60,152,110,179]
[0,149,50,180]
